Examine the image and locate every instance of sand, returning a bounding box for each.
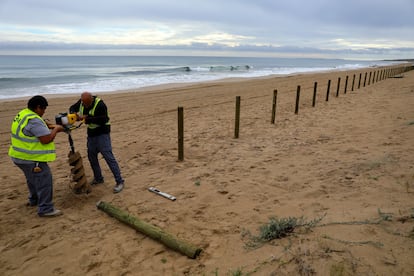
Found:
[0,66,413,275]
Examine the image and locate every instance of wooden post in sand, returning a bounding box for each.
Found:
[351,74,355,91]
[344,76,349,94]
[177,106,184,161]
[312,82,317,107]
[271,89,278,124]
[368,71,372,85]
[326,80,331,101]
[336,77,341,97]
[372,71,376,84]
[358,73,362,89]
[234,96,240,138]
[295,85,300,114]
[96,201,202,259]
[363,72,367,87]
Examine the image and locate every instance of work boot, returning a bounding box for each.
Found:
[113,182,124,193]
[90,178,104,186]
[39,209,63,217]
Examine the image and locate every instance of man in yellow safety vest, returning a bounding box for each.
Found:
[9,95,65,217]
[69,92,124,193]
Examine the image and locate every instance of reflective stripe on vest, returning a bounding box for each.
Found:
[8,108,56,162]
[79,97,110,130]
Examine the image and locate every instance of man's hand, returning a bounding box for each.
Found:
[46,123,59,129]
[75,113,87,122]
[54,125,65,132]
[46,123,65,132]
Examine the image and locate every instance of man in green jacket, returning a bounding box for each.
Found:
[9,95,65,217]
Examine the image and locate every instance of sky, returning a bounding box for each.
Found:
[0,0,413,60]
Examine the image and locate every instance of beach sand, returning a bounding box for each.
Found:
[0,67,413,275]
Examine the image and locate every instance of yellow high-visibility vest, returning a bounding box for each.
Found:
[8,108,56,162]
[79,97,110,130]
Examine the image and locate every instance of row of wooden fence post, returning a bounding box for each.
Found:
[177,65,413,160]
[283,65,412,116]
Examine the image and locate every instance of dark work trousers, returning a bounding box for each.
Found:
[87,133,124,185]
[15,161,54,215]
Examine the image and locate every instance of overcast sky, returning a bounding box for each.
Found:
[0,0,413,59]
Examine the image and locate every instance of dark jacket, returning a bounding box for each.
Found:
[69,96,111,137]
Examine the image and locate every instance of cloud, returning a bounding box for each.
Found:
[2,40,413,60]
[0,0,413,59]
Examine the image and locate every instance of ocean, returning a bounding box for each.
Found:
[0,55,400,100]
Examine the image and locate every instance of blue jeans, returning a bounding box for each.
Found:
[15,162,54,215]
[87,134,124,184]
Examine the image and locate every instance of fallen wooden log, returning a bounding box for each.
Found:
[96,200,202,259]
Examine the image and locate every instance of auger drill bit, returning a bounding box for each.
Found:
[67,131,91,194]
